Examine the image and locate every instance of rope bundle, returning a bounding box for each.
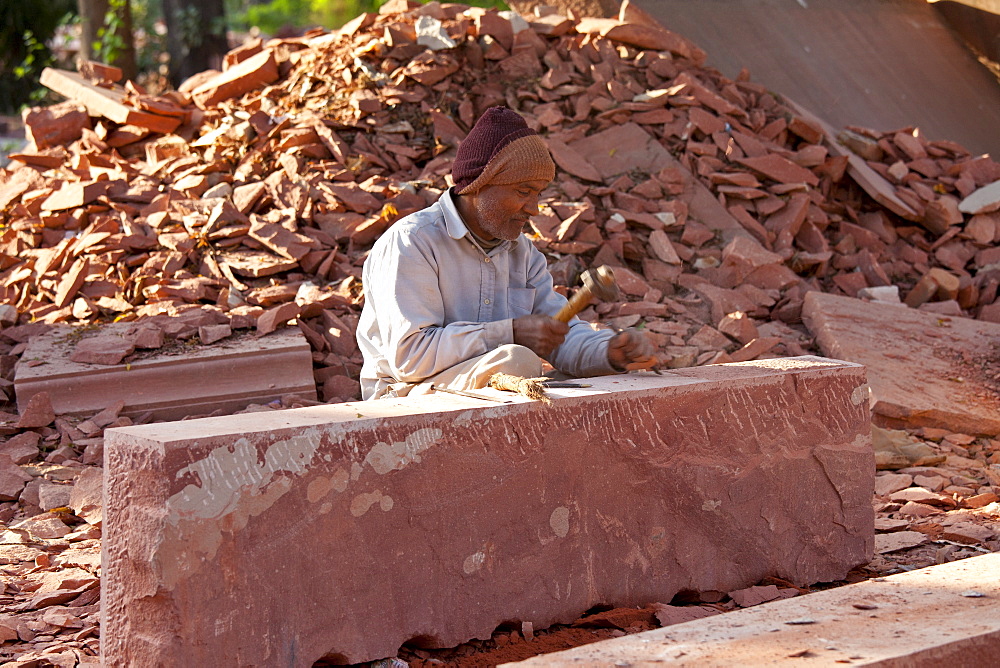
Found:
[488,373,552,405]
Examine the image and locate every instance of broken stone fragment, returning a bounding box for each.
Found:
[90,400,126,429]
[941,521,995,545]
[16,392,55,429]
[650,603,720,627]
[912,473,948,492]
[0,304,17,328]
[10,516,71,540]
[0,454,32,501]
[889,486,956,507]
[897,501,944,517]
[728,584,784,607]
[199,323,232,345]
[37,481,73,511]
[129,323,165,349]
[873,472,913,497]
[322,374,361,402]
[45,444,79,464]
[958,180,1000,215]
[856,285,900,304]
[875,530,928,553]
[68,467,103,525]
[717,311,758,344]
[964,492,999,509]
[256,302,300,335]
[22,101,91,149]
[0,431,42,465]
[69,333,136,366]
[873,517,910,532]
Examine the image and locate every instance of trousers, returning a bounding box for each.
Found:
[380,344,543,399]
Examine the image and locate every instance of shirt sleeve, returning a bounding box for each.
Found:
[363,229,514,384]
[523,247,617,377]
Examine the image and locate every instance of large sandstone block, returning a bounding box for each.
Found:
[102,356,874,667]
[507,552,1000,666]
[14,326,315,421]
[802,290,1000,436]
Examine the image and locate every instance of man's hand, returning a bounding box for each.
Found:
[513,314,569,359]
[607,328,658,371]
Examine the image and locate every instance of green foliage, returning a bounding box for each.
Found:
[94,0,129,66]
[229,0,508,34]
[0,0,76,114]
[311,0,374,31]
[228,0,318,34]
[130,0,169,74]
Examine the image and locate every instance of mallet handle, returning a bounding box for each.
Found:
[554,286,593,323]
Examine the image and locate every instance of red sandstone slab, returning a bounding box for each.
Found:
[102,357,872,666]
[39,68,181,134]
[568,122,674,181]
[14,325,315,421]
[802,291,1000,435]
[736,154,819,187]
[781,97,920,222]
[678,169,750,243]
[190,49,280,108]
[506,552,1000,667]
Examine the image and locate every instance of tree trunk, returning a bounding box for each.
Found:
[162,0,228,88]
[77,0,138,80]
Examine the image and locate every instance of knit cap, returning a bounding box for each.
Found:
[452,106,555,194]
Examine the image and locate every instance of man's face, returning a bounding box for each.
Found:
[473,180,548,241]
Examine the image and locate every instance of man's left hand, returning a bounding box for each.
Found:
[607,328,658,371]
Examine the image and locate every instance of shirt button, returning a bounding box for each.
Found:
[484,257,491,263]
[484,299,491,305]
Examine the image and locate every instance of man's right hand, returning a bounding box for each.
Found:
[512,314,569,359]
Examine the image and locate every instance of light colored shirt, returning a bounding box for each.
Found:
[357,188,616,399]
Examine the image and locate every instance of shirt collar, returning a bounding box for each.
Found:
[440,187,518,252]
[441,188,471,240]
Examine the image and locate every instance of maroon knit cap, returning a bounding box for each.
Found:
[452,106,543,192]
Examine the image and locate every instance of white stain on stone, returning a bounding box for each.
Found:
[331,467,350,492]
[350,490,393,517]
[306,466,351,504]
[702,499,721,512]
[550,506,570,538]
[307,476,335,503]
[463,551,485,574]
[159,431,325,588]
[319,502,333,515]
[168,433,321,524]
[364,427,443,474]
[851,383,872,407]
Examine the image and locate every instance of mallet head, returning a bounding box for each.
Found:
[580,265,620,302]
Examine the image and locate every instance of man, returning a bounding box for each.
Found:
[357,106,657,400]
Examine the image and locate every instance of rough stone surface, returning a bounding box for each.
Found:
[0,454,32,501]
[37,481,73,511]
[0,431,42,464]
[15,391,55,429]
[103,357,872,667]
[504,552,1000,667]
[803,290,1000,436]
[68,467,103,525]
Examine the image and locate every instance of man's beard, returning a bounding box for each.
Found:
[476,194,525,241]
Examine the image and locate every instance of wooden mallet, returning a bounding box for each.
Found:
[554,265,620,322]
[489,266,623,402]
